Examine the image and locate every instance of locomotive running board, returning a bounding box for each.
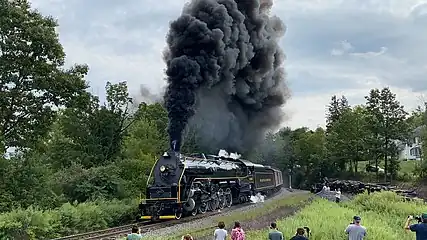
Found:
[140,215,176,220]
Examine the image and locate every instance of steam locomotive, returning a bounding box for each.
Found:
[139,149,284,221]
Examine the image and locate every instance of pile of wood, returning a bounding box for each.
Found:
[311,178,423,201]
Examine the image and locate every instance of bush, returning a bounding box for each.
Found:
[0,199,139,239]
[246,191,427,240]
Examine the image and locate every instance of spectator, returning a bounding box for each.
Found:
[182,234,193,240]
[290,228,308,240]
[335,188,341,203]
[214,221,228,240]
[404,213,427,240]
[322,185,327,192]
[127,225,142,240]
[345,216,367,240]
[231,221,245,240]
[268,222,283,240]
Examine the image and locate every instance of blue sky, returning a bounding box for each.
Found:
[29,0,427,130]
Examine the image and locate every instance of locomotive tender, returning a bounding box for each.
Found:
[139,149,283,221]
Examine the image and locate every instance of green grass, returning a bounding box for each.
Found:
[246,191,427,240]
[357,160,416,174]
[400,160,417,175]
[147,192,312,240]
[357,160,417,182]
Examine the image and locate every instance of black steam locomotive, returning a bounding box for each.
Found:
[139,150,284,221]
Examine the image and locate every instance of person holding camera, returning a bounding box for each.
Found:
[404,213,427,240]
[345,216,367,240]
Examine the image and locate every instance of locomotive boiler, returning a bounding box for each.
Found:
[139,149,283,221]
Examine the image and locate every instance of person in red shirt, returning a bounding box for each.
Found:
[231,221,245,240]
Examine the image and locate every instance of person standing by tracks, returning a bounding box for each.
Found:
[268,222,283,240]
[231,221,245,240]
[345,216,367,240]
[335,188,341,203]
[127,225,142,240]
[182,234,194,240]
[214,221,228,240]
[290,228,308,240]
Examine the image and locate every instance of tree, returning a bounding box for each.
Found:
[133,102,168,152]
[326,95,350,132]
[45,81,133,169]
[365,88,409,182]
[406,108,424,130]
[325,95,353,172]
[0,0,89,152]
[327,106,370,175]
[0,152,62,212]
[291,127,331,187]
[420,102,427,178]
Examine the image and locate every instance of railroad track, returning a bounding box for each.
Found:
[50,221,153,240]
[51,188,293,240]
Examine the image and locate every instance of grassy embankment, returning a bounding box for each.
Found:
[247,191,426,240]
[357,160,417,182]
[147,192,312,240]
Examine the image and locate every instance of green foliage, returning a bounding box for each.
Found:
[0,154,63,212]
[327,105,370,174]
[246,191,427,240]
[0,199,138,239]
[54,164,126,203]
[365,88,409,181]
[326,95,350,132]
[0,0,89,151]
[421,103,427,178]
[292,128,328,186]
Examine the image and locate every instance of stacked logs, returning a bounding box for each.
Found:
[311,178,423,202]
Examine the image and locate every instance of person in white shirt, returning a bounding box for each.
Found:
[335,188,341,203]
[214,221,228,240]
[322,185,327,192]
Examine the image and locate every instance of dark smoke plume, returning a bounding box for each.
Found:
[163,0,289,153]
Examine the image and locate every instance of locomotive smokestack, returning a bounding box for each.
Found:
[170,139,181,153]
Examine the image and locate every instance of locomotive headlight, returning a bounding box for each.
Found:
[160,165,166,172]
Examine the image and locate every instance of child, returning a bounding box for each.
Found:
[214,221,228,240]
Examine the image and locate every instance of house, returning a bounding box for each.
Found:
[399,125,425,161]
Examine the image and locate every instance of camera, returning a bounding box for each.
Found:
[304,226,311,237]
[408,215,422,223]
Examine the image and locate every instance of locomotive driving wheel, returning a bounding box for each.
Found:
[208,196,219,211]
[198,202,207,214]
[218,189,225,209]
[225,188,232,207]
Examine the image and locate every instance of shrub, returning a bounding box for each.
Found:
[0,199,139,239]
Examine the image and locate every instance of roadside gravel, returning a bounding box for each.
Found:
[140,188,308,238]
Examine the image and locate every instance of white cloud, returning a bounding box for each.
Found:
[28,0,427,130]
[284,87,427,130]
